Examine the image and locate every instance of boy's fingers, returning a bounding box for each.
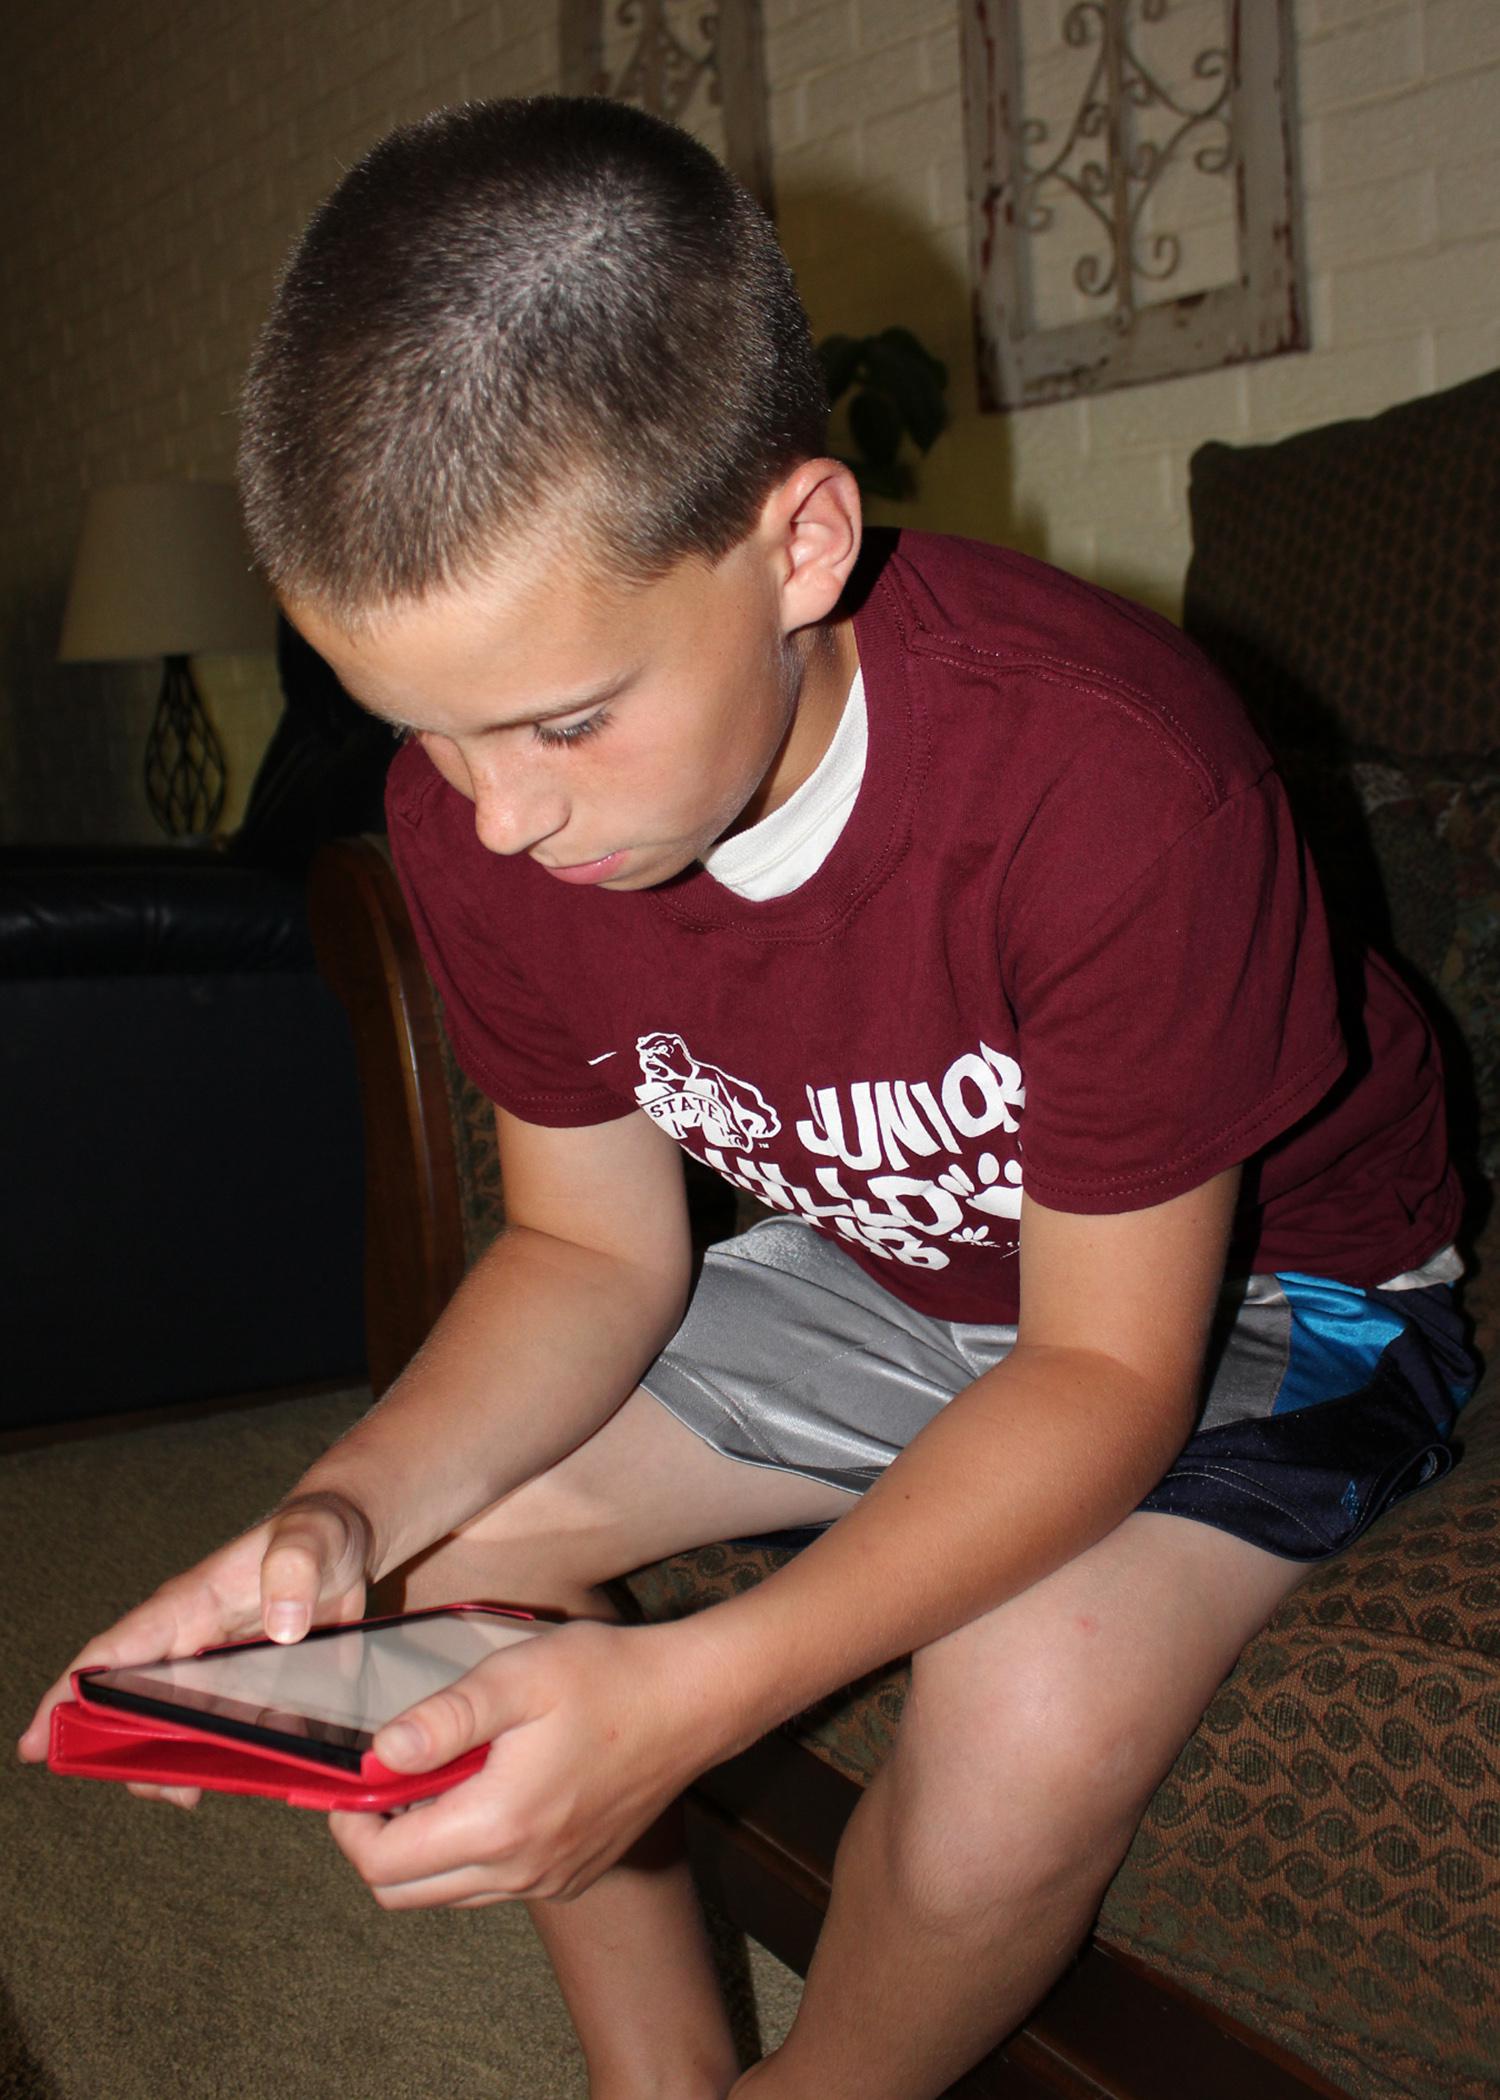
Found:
[18,1674,80,1759]
[374,1657,525,1773]
[260,1495,372,1642]
[21,1510,366,1764]
[258,1539,319,1643]
[18,1590,214,1758]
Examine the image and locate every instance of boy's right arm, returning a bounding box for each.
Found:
[19,1104,693,1765]
[285,1101,695,1597]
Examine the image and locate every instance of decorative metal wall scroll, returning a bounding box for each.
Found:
[560,0,774,215]
[961,0,1304,409]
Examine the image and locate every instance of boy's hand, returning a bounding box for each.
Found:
[329,1619,722,1907]
[17,1491,372,1801]
[254,1491,374,1645]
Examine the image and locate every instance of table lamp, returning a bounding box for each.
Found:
[58,481,275,839]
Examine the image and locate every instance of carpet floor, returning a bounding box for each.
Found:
[4,1387,802,2098]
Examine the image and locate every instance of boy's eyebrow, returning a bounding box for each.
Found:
[360,668,640,736]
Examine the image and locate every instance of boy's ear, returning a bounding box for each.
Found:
[758,459,863,634]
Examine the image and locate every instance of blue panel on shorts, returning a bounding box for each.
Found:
[1271,1273,1408,1414]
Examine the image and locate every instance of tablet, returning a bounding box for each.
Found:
[77,1605,541,1774]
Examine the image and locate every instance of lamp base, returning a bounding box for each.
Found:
[144,655,227,839]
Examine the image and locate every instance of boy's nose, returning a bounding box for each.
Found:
[470,772,568,856]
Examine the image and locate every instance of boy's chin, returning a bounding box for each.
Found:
[615,854,698,891]
[610,844,705,891]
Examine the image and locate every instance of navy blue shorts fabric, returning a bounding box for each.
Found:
[1139,1274,1478,1558]
[640,1218,1480,1563]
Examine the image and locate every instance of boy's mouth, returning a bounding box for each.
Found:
[537,850,630,886]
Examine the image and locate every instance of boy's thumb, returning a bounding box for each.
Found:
[259,1517,335,1642]
[374,1657,522,1772]
[259,1493,371,1642]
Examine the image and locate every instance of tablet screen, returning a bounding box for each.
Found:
[81,1608,540,1771]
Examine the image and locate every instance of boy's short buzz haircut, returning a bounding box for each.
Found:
[238,96,829,619]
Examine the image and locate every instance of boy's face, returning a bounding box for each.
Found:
[287,492,859,892]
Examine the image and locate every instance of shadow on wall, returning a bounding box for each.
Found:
[779,183,1047,564]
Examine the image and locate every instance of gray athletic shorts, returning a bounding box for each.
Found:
[639,1217,1477,1562]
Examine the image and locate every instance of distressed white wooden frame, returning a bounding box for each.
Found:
[560,0,774,215]
[960,0,1305,410]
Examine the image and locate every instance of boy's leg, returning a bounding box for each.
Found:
[734,1510,1306,2100]
[381,1390,1307,2100]
[391,1385,855,2100]
[386,1383,853,1620]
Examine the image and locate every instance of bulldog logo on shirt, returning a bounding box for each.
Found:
[634,1032,781,1154]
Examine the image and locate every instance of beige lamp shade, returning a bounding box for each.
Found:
[58,481,274,663]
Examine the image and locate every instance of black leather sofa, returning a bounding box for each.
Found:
[1,624,394,1429]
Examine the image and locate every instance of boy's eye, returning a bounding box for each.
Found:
[534,709,608,750]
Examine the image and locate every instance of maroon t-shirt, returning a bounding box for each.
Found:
[386,531,1461,1326]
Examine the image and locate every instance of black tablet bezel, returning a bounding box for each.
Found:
[78,1605,536,1775]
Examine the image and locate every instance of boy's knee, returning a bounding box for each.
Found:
[874,1777,1140,1943]
[873,1667,1166,1928]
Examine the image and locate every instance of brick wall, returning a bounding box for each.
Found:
[769,0,1500,612]
[1,0,557,843]
[3,0,1495,840]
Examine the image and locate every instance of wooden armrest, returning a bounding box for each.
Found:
[308,836,466,1393]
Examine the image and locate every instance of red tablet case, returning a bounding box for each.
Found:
[47,1604,532,1811]
[48,1696,488,1810]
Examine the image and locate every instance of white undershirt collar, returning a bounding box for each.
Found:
[702,669,868,901]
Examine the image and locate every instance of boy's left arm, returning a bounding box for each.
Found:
[707,1166,1240,1704]
[332,1168,1237,1905]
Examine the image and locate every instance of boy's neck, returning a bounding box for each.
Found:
[730,616,861,836]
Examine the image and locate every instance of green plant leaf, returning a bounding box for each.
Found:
[877,326,948,388]
[903,378,949,454]
[848,387,903,468]
[861,338,949,453]
[815,325,949,500]
[854,458,913,501]
[817,333,863,404]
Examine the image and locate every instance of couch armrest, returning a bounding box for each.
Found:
[308,836,466,1394]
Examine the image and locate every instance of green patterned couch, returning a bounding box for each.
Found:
[311,371,1500,2100]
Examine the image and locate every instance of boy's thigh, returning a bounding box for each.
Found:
[396,1385,856,1609]
[890,1511,1306,1865]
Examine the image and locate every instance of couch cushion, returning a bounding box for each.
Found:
[1183,368,1500,758]
[1095,1376,1500,2100]
[436,1017,509,1269]
[1395,756,1500,1181]
[1274,748,1500,1180]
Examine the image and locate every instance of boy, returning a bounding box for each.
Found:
[23,98,1474,2100]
